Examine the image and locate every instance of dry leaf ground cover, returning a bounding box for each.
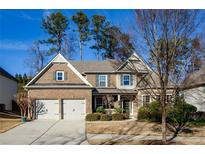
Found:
[86,120,205,145]
[0,112,21,133]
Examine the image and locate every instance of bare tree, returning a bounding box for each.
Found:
[134,10,205,143]
[25,41,48,76]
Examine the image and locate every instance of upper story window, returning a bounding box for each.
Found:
[56,71,64,81]
[121,74,132,86]
[143,95,150,106]
[98,75,107,87]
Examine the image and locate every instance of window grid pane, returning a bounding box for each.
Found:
[123,75,130,85]
[56,71,64,81]
[99,75,107,87]
[143,95,150,106]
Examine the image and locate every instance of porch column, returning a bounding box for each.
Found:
[118,95,123,109]
[117,95,120,101]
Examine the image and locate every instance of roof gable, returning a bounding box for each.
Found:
[116,53,152,73]
[25,53,92,88]
[182,67,205,89]
[0,67,17,82]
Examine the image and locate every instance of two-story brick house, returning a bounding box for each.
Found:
[25,52,173,120]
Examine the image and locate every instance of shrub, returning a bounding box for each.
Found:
[167,96,197,124]
[86,113,101,121]
[112,113,124,121]
[123,113,129,119]
[138,101,161,122]
[166,94,197,140]
[138,106,150,121]
[148,101,161,122]
[96,106,105,113]
[115,107,124,113]
[100,114,111,121]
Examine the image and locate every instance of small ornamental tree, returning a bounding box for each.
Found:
[15,92,32,118]
[166,94,197,140]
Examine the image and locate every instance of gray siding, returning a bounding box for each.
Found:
[0,75,17,110]
[183,86,205,112]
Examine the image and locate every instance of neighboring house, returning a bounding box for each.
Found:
[0,67,18,111]
[25,53,174,120]
[182,67,205,111]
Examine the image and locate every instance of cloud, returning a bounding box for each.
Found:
[0,40,30,50]
[42,9,52,18]
[19,11,40,21]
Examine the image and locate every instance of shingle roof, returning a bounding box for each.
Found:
[0,67,17,82]
[182,67,205,89]
[93,88,138,94]
[70,60,122,73]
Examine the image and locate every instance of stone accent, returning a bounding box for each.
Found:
[28,89,92,114]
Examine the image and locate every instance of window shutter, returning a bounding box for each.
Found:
[64,72,68,80]
[53,71,56,80]
[130,75,133,86]
[96,75,99,87]
[107,75,110,87]
[120,74,124,86]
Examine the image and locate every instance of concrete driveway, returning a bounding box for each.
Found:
[0,120,86,145]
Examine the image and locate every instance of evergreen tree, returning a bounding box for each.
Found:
[42,12,69,55]
[101,26,134,61]
[90,14,110,61]
[72,11,90,61]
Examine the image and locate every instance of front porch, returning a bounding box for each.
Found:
[92,88,138,118]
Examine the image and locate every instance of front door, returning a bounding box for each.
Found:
[122,100,133,118]
[123,100,130,113]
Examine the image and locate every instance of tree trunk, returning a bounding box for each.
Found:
[27,107,31,120]
[162,103,167,143]
[97,50,100,61]
[20,109,23,117]
[161,90,167,143]
[23,108,27,117]
[80,41,82,61]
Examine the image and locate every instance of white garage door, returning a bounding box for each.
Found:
[63,100,86,120]
[36,100,59,120]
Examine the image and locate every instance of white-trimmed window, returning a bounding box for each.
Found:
[95,97,104,109]
[98,75,108,87]
[166,95,172,102]
[56,71,64,81]
[142,95,150,106]
[121,74,130,86]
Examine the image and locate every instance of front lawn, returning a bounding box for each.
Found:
[86,120,205,145]
[0,112,21,133]
[86,120,163,136]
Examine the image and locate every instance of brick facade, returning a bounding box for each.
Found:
[28,89,92,113]
[35,63,84,84]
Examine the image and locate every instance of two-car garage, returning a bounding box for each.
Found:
[35,99,86,120]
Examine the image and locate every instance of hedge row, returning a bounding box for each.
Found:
[86,113,129,121]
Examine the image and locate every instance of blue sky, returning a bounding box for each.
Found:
[0,9,138,76]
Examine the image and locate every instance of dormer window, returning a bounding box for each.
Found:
[56,71,64,81]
